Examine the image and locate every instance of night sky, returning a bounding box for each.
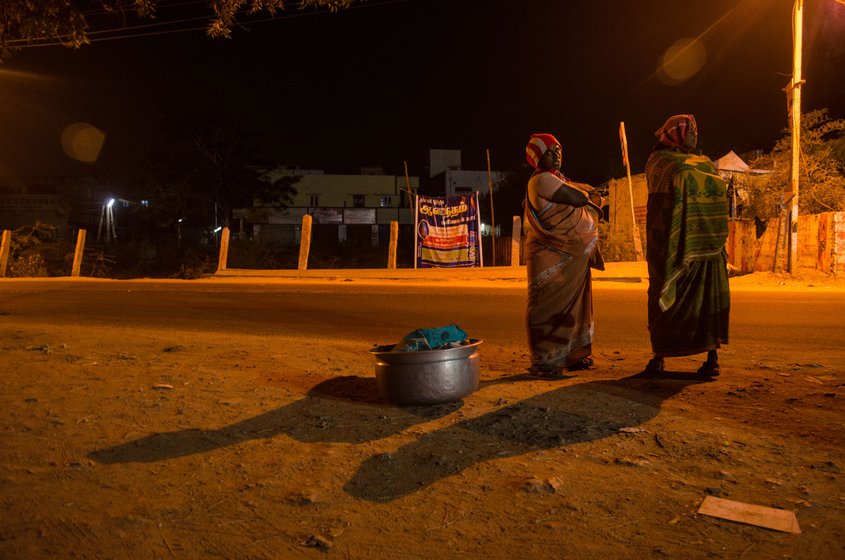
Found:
[1,0,844,186]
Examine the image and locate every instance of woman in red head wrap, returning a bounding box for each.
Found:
[523,133,604,377]
[644,115,730,376]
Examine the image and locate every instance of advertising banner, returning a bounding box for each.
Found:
[414,193,482,268]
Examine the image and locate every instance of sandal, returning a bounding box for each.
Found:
[529,365,568,379]
[697,361,721,377]
[567,357,594,372]
[645,357,665,374]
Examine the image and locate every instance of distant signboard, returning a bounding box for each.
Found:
[312,208,343,224]
[344,208,376,225]
[415,193,482,268]
[268,208,305,224]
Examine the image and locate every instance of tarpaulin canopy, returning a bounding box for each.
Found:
[715,151,773,175]
[715,150,750,172]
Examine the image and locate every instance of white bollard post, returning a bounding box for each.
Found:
[298,215,313,271]
[71,229,86,277]
[388,221,399,269]
[511,216,522,267]
[216,227,230,273]
[0,230,11,278]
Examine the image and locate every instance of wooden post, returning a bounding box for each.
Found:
[71,229,86,277]
[486,149,496,266]
[403,161,414,209]
[788,0,803,274]
[511,216,522,268]
[0,230,11,278]
[387,220,399,269]
[610,178,619,238]
[298,214,312,271]
[216,227,230,273]
[619,122,644,261]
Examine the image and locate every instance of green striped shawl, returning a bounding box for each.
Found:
[647,151,728,311]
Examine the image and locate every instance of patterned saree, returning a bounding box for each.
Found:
[645,151,730,357]
[524,195,600,370]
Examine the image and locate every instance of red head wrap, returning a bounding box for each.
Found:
[525,133,561,169]
[655,114,698,151]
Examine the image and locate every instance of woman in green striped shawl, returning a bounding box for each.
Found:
[644,115,730,376]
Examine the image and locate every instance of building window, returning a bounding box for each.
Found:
[379,196,392,208]
[310,195,319,207]
[353,194,365,208]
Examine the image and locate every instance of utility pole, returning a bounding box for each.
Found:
[787,0,803,274]
[486,149,496,266]
[403,161,414,208]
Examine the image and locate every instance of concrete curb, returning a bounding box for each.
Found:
[213,262,649,283]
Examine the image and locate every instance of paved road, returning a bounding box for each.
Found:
[2,279,843,370]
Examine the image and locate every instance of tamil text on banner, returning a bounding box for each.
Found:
[415,193,482,268]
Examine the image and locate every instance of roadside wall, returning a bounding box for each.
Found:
[726,211,845,276]
[489,212,845,276]
[726,219,757,273]
[834,212,845,276]
[607,174,647,253]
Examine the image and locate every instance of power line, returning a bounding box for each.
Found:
[10,0,407,49]
[5,0,216,43]
[13,24,208,48]
[79,0,209,17]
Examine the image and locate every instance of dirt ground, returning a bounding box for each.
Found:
[1,272,844,559]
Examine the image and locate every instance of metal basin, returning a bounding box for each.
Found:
[370,340,482,405]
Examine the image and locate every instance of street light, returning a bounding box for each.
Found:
[98,198,117,243]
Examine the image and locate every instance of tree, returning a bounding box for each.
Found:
[478,165,533,234]
[0,0,357,58]
[138,109,298,238]
[742,109,845,220]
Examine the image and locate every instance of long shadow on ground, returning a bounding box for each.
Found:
[88,376,461,464]
[89,369,711,501]
[344,371,713,502]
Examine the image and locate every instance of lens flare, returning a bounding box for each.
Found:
[657,38,707,85]
[61,122,106,163]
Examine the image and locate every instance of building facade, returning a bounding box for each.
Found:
[233,168,419,247]
[426,149,506,197]
[0,175,108,239]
